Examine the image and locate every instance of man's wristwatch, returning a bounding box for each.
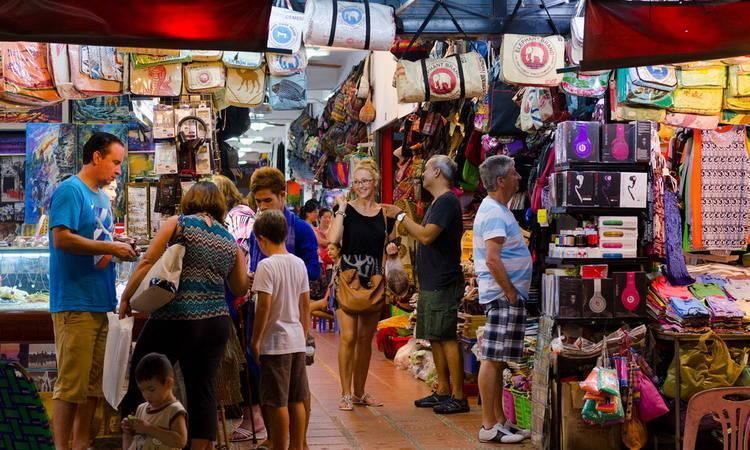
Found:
[396,212,406,222]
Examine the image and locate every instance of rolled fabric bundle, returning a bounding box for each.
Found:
[303,0,395,51]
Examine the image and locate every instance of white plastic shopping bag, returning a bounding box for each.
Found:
[103,312,134,409]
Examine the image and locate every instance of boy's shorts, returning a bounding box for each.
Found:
[52,311,108,404]
[259,352,309,408]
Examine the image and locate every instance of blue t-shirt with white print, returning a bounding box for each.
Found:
[48,176,116,313]
[472,196,532,305]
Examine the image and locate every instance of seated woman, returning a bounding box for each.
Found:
[310,243,341,319]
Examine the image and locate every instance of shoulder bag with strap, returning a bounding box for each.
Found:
[335,210,387,315]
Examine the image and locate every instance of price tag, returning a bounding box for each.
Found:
[538,209,549,227]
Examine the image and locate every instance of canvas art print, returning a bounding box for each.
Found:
[24,124,77,224]
[77,124,128,220]
[72,95,131,123]
[1,156,24,202]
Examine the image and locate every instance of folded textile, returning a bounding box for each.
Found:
[689,282,727,300]
[725,278,750,302]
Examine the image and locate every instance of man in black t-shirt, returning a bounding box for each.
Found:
[383,154,468,415]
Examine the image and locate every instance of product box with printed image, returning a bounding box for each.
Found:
[558,276,584,318]
[601,123,635,162]
[633,121,655,162]
[556,121,600,164]
[613,272,648,317]
[596,172,620,207]
[619,172,647,208]
[561,171,597,206]
[581,278,614,318]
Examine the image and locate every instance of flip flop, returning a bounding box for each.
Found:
[230,427,267,443]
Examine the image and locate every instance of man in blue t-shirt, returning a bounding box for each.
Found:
[473,155,531,445]
[48,132,137,450]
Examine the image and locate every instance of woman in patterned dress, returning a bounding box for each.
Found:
[119,182,250,450]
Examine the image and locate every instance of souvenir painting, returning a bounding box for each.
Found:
[77,124,129,220]
[72,95,131,123]
[0,103,63,123]
[127,121,154,152]
[0,203,23,223]
[1,156,24,202]
[128,153,156,181]
[24,124,77,224]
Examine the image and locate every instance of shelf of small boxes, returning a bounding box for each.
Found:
[548,216,642,261]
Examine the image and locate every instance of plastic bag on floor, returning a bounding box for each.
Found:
[394,338,416,370]
[103,312,133,409]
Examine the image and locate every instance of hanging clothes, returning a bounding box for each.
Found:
[699,126,750,251]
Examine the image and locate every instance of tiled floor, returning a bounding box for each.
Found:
[230,330,534,450]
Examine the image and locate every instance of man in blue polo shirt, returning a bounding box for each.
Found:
[49,132,137,450]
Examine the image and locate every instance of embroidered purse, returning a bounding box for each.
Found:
[184,62,226,93]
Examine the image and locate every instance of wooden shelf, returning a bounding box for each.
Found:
[545,257,649,266]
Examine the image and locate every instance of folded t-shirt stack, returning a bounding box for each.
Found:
[665,297,711,333]
[705,296,745,333]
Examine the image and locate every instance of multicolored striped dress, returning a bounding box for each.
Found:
[152,214,237,321]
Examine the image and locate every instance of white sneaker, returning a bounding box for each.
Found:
[501,421,531,440]
[478,424,525,444]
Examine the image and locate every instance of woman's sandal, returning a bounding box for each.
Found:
[339,394,354,411]
[352,393,383,407]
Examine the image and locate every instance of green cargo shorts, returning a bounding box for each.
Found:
[416,279,464,341]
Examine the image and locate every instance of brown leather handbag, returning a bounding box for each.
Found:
[335,212,387,315]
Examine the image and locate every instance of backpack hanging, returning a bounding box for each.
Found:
[222,51,264,69]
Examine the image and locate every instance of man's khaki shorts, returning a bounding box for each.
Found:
[52,312,108,404]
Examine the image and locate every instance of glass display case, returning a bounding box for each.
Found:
[0,246,139,342]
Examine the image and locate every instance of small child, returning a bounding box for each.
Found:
[250,210,311,450]
[122,353,187,450]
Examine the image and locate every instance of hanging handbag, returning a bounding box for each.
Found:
[335,212,388,315]
[132,51,192,69]
[2,42,62,105]
[47,43,86,100]
[303,0,396,51]
[68,45,122,96]
[184,62,226,93]
[670,87,723,114]
[189,50,223,62]
[225,67,266,107]
[268,73,307,110]
[630,66,677,91]
[266,49,308,76]
[267,0,305,54]
[357,53,371,99]
[500,34,565,87]
[130,63,183,97]
[728,65,750,97]
[677,66,727,88]
[222,51,264,69]
[634,370,669,423]
[130,223,186,313]
[395,52,488,103]
[568,0,585,66]
[560,71,610,98]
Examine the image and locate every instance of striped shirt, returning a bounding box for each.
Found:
[472,197,532,305]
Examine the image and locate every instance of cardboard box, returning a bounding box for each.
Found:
[556,121,600,164]
[599,236,638,250]
[596,172,620,207]
[601,123,635,162]
[633,121,655,162]
[599,228,638,240]
[561,382,622,450]
[598,216,638,229]
[581,278,614,317]
[558,276,584,318]
[613,271,648,317]
[619,172,648,208]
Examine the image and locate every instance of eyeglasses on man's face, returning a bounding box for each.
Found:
[352,179,373,186]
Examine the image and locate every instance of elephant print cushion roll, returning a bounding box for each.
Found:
[394,52,488,103]
[304,0,395,51]
[500,34,565,87]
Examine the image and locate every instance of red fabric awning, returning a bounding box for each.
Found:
[582,0,750,71]
[0,0,272,51]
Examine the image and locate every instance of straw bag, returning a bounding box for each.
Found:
[335,212,387,315]
[226,67,266,107]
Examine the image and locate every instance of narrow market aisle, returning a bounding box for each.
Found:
[232,330,534,450]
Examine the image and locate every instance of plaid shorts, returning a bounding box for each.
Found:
[480,297,527,363]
